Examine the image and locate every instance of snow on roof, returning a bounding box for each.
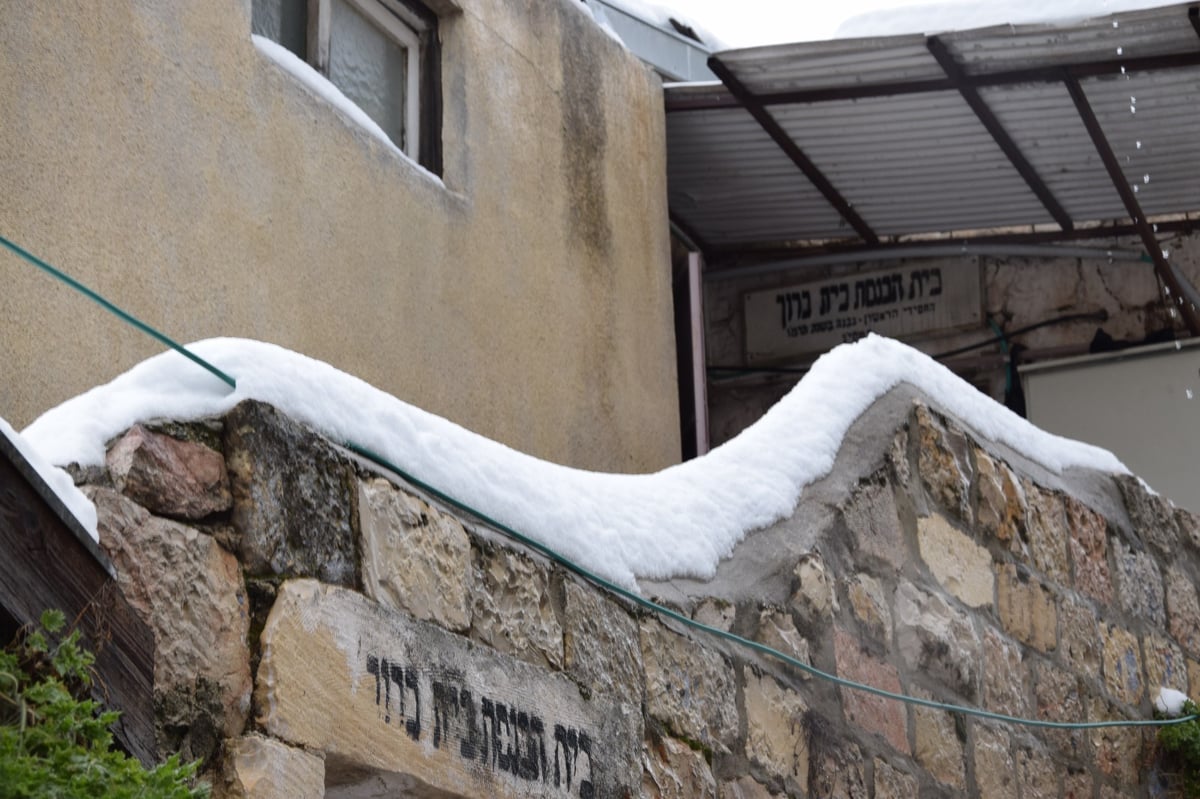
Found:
[21,336,1127,588]
[654,0,1180,48]
[586,0,730,50]
[835,0,1183,38]
[1,417,98,540]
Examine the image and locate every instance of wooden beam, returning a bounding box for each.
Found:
[0,439,156,766]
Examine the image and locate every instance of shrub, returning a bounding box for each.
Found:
[1159,698,1200,797]
[0,609,208,799]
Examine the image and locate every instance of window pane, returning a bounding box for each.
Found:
[251,0,308,58]
[329,0,409,150]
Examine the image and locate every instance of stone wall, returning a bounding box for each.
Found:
[706,231,1200,447]
[0,0,680,473]
[75,395,1200,797]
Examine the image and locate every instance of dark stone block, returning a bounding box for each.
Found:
[223,400,358,586]
[1116,474,1180,556]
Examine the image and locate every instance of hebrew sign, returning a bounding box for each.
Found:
[257,581,638,798]
[743,261,982,363]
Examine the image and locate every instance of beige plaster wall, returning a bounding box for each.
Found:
[0,0,680,472]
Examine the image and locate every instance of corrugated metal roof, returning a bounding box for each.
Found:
[665,2,1200,256]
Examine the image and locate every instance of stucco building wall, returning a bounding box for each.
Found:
[0,0,680,472]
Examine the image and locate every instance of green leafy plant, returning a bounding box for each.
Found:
[0,609,208,799]
[1159,699,1200,797]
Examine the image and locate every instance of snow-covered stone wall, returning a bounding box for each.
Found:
[76,394,1200,797]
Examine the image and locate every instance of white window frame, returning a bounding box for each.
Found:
[307,0,425,159]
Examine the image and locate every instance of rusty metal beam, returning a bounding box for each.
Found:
[668,50,1200,112]
[1064,74,1200,336]
[707,55,879,246]
[927,36,1074,233]
[699,217,1200,262]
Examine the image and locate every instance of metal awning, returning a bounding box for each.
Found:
[665,3,1200,328]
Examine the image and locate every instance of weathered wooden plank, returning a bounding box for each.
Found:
[0,443,157,765]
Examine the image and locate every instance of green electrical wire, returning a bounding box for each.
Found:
[345,442,1197,732]
[0,235,237,390]
[3,233,1193,732]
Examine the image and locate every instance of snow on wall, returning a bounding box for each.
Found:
[20,336,1126,589]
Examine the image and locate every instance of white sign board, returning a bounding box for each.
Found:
[743,261,982,363]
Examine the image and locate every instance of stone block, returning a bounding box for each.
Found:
[844,478,905,568]
[91,487,250,758]
[256,580,640,798]
[106,423,231,520]
[1058,597,1101,681]
[872,759,918,799]
[790,552,838,626]
[1143,631,1187,694]
[974,448,1025,547]
[894,582,979,699]
[224,400,357,586]
[1190,658,1200,697]
[808,740,866,799]
[833,628,908,754]
[1033,660,1084,755]
[1117,474,1180,555]
[743,668,808,788]
[1114,542,1165,626]
[1166,565,1200,658]
[563,580,644,702]
[359,478,472,632]
[973,724,1017,799]
[1062,771,1092,799]
[217,734,324,799]
[917,514,994,608]
[983,629,1030,719]
[693,598,736,632]
[996,564,1057,653]
[640,619,738,752]
[1101,623,1144,707]
[913,694,965,791]
[470,547,564,670]
[1022,481,1070,585]
[755,607,811,674]
[1016,744,1057,799]
[719,776,773,799]
[1088,697,1142,787]
[640,736,716,799]
[847,573,892,647]
[916,404,973,523]
[1063,495,1112,605]
[889,425,912,488]
[1175,506,1200,552]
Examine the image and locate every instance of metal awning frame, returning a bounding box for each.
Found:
[667,5,1200,333]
